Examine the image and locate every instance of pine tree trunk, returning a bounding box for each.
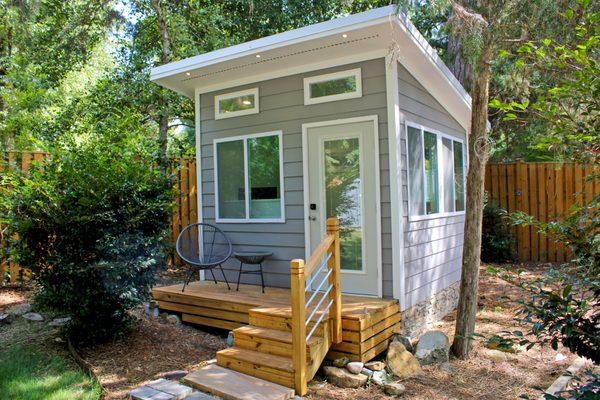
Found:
[150,0,171,168]
[451,38,492,359]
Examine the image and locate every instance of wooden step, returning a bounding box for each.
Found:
[234,325,322,360]
[183,363,294,400]
[249,308,328,337]
[217,347,294,388]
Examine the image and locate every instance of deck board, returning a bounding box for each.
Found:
[152,281,400,362]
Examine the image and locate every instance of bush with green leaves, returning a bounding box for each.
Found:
[481,196,516,263]
[2,139,174,343]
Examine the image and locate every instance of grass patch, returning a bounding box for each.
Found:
[0,343,102,400]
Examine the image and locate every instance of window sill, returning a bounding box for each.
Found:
[407,211,465,223]
[215,218,286,224]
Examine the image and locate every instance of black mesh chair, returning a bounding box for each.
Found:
[176,223,233,292]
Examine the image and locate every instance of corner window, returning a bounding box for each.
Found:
[304,68,362,105]
[406,123,466,218]
[214,88,259,120]
[214,132,284,222]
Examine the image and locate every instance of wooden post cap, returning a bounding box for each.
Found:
[326,217,340,231]
[290,259,305,274]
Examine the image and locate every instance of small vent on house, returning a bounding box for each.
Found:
[181,34,380,82]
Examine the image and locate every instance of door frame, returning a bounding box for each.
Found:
[301,115,382,298]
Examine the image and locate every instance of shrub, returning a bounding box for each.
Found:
[3,139,174,343]
[481,196,516,263]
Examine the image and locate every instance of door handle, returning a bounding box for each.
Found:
[308,216,316,221]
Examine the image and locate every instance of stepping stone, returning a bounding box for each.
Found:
[129,379,193,400]
[183,363,294,400]
[184,392,219,399]
[22,312,43,321]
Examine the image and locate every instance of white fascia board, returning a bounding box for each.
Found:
[150,6,396,81]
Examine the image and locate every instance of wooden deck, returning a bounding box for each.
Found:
[152,281,400,362]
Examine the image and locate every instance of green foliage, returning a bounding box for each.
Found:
[508,194,600,363]
[481,197,516,262]
[490,1,600,163]
[2,138,174,343]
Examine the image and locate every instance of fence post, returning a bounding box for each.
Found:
[290,258,307,396]
[326,218,342,344]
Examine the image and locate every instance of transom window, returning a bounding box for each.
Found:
[214,132,284,222]
[303,68,362,105]
[406,123,466,219]
[214,88,259,120]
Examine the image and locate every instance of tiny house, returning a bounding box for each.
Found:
[151,5,471,336]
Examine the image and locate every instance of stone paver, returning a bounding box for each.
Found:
[129,378,194,400]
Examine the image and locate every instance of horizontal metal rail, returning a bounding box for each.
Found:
[306,299,333,341]
[305,268,333,309]
[305,252,331,290]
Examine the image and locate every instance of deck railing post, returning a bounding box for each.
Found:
[326,217,342,344]
[290,258,307,396]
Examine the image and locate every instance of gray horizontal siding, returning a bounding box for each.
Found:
[199,58,391,293]
[397,62,467,309]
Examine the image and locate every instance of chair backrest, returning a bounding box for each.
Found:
[176,223,232,268]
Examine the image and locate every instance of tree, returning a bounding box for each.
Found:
[415,0,568,358]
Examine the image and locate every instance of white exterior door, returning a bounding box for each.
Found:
[306,120,380,296]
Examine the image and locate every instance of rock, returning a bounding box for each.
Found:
[184,393,219,400]
[332,357,349,368]
[323,366,368,388]
[0,313,10,324]
[371,370,389,386]
[386,341,422,379]
[49,317,71,327]
[8,303,31,316]
[157,370,189,380]
[487,349,508,362]
[147,378,193,398]
[22,312,44,321]
[364,360,386,371]
[227,331,234,347]
[439,361,454,374]
[415,330,450,365]
[360,368,373,377]
[166,314,181,325]
[345,361,364,375]
[393,334,414,354]
[384,382,406,396]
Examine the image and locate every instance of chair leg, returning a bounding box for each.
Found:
[259,262,265,294]
[236,261,243,291]
[209,268,218,284]
[218,264,231,290]
[182,269,195,292]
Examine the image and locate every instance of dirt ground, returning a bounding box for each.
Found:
[0,263,577,399]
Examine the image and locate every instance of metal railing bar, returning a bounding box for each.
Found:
[304,252,332,290]
[306,299,333,341]
[305,268,333,309]
[305,285,332,327]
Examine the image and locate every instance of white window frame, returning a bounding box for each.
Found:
[214,88,259,120]
[303,68,362,105]
[405,121,467,222]
[213,130,285,223]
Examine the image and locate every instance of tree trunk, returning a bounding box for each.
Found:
[447,32,472,91]
[150,0,171,168]
[451,37,492,359]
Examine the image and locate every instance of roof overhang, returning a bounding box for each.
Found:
[150,6,472,131]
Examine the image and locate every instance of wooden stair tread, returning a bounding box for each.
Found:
[183,363,294,400]
[235,325,321,346]
[218,347,294,373]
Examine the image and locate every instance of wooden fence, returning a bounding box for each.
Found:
[2,152,598,281]
[485,161,598,262]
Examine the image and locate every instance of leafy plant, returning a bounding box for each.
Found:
[2,138,174,343]
[481,196,516,263]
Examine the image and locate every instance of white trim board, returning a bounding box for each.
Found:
[194,88,205,282]
[301,115,383,298]
[385,56,405,306]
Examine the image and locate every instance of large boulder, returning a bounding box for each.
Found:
[415,330,450,365]
[392,334,415,354]
[323,366,368,388]
[386,342,422,379]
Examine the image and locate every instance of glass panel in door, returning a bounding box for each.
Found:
[323,138,363,271]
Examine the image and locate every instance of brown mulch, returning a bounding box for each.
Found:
[77,309,228,399]
[307,263,575,400]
